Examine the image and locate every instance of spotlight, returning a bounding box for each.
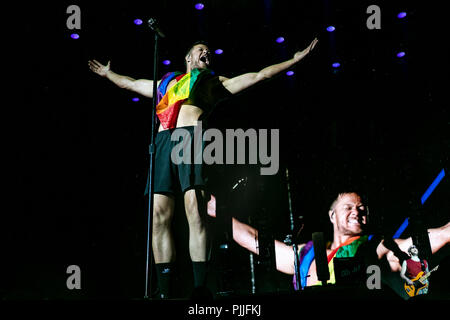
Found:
[215,49,223,55]
[332,62,340,68]
[396,51,406,58]
[286,71,294,76]
[195,3,204,10]
[276,37,285,43]
[132,97,140,102]
[397,12,407,19]
[70,33,80,39]
[134,19,143,25]
[162,60,171,65]
[326,26,335,32]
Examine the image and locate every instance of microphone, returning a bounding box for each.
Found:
[148,18,166,38]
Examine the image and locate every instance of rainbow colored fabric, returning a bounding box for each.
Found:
[294,235,370,289]
[156,68,212,129]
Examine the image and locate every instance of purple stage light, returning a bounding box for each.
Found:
[162,60,171,65]
[195,3,204,10]
[215,49,223,55]
[326,26,335,32]
[276,37,285,43]
[332,62,340,68]
[286,71,294,76]
[397,51,406,58]
[397,12,407,19]
[134,19,143,25]
[70,33,79,39]
[132,97,139,102]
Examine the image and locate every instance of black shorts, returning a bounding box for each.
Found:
[144,126,207,195]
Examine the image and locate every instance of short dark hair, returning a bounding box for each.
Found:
[184,40,210,66]
[329,191,368,212]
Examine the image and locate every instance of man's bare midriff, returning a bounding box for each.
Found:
[158,104,203,132]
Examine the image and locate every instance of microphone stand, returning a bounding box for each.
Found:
[144,18,165,299]
[284,168,301,291]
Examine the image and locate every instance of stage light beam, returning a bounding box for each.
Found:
[421,168,445,204]
[393,218,410,239]
[393,168,446,239]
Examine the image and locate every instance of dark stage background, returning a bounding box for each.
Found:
[5,0,449,300]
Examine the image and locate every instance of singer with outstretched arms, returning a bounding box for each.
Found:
[88,37,318,298]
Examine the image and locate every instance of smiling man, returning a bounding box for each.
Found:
[88,38,318,298]
[232,191,374,287]
[228,191,450,289]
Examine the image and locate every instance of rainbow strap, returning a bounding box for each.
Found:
[156,68,212,129]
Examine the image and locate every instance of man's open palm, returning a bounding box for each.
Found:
[88,60,111,77]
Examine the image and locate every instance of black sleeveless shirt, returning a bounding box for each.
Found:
[183,70,232,122]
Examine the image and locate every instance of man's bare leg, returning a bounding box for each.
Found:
[184,188,209,288]
[152,193,175,298]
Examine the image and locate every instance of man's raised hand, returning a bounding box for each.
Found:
[293,38,318,63]
[88,59,111,77]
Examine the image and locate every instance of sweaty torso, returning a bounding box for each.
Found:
[158,76,228,132]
